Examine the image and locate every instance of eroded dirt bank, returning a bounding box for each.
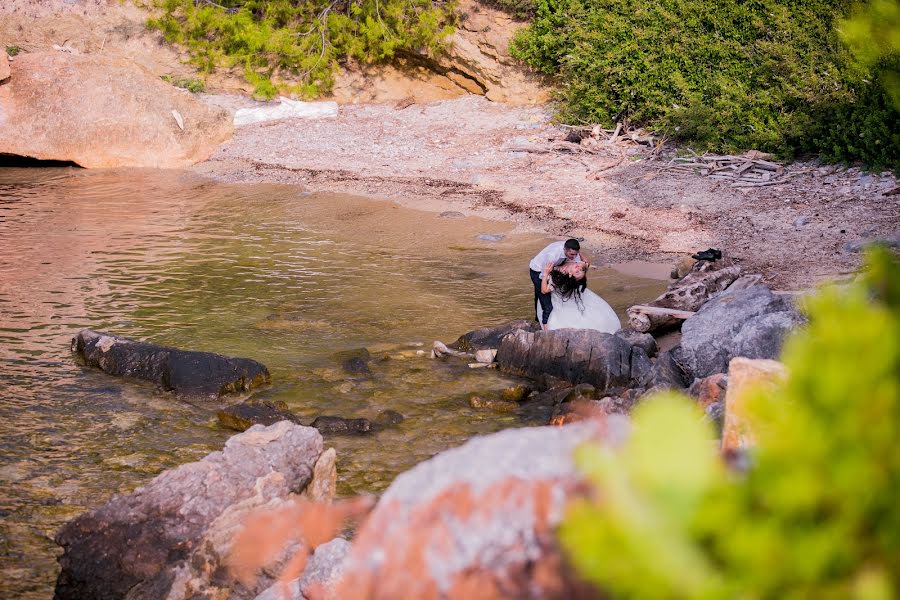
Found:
[196,96,899,290]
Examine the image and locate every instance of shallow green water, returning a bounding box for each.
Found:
[0,166,667,598]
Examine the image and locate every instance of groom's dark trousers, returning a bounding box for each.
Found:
[530,269,553,326]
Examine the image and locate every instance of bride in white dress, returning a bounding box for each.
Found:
[536,261,621,333]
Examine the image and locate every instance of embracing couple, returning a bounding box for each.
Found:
[528,238,621,333]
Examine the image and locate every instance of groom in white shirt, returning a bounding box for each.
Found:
[529,238,590,330]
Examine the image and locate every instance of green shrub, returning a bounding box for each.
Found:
[560,247,900,598]
[794,60,900,170]
[510,0,900,168]
[476,0,536,20]
[5,45,21,57]
[160,73,206,93]
[148,0,456,99]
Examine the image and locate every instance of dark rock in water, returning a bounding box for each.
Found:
[450,319,538,353]
[374,409,404,429]
[54,422,323,600]
[679,285,804,379]
[516,386,574,423]
[500,384,534,403]
[334,348,372,375]
[650,350,690,389]
[496,328,645,394]
[71,329,269,398]
[218,400,301,432]
[468,393,519,413]
[343,357,371,375]
[311,415,373,435]
[615,329,658,358]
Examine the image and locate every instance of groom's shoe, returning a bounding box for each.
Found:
[692,248,722,262]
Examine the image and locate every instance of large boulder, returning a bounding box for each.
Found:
[72,329,270,398]
[334,423,606,599]
[55,422,325,600]
[679,285,804,379]
[255,537,352,600]
[0,51,232,168]
[496,328,651,394]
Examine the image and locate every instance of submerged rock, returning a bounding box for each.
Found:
[335,348,373,375]
[373,409,404,429]
[55,422,324,600]
[218,400,301,432]
[72,329,270,398]
[679,285,804,379]
[310,416,374,435]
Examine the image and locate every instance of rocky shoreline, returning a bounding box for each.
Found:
[56,254,803,599]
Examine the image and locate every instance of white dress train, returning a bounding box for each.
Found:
[537,288,621,333]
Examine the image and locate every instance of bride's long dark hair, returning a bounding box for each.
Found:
[549,268,587,311]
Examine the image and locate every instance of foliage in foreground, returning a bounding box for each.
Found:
[148,0,456,98]
[560,247,900,598]
[840,0,900,106]
[510,0,900,169]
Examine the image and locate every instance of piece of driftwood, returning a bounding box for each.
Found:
[625,262,742,333]
[626,305,695,333]
[664,151,803,187]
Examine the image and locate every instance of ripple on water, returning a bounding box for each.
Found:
[0,166,667,598]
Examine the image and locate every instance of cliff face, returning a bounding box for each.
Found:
[330,0,549,105]
[0,0,547,105]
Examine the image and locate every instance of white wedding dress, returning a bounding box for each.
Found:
[537,288,621,333]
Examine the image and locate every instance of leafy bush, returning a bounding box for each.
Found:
[160,73,206,93]
[148,0,456,98]
[560,247,900,598]
[5,45,21,57]
[510,0,900,168]
[476,0,536,20]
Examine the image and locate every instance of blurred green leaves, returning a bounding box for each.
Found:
[561,247,900,599]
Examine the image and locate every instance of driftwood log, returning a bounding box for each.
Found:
[626,260,742,333]
[625,305,696,333]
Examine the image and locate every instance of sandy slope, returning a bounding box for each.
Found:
[196,96,899,290]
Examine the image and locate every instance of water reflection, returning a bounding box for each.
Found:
[0,167,666,598]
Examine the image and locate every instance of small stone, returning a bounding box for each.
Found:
[477,234,505,242]
[793,216,811,227]
[842,239,866,254]
[500,385,533,403]
[439,211,465,218]
[474,349,497,363]
[468,394,518,412]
